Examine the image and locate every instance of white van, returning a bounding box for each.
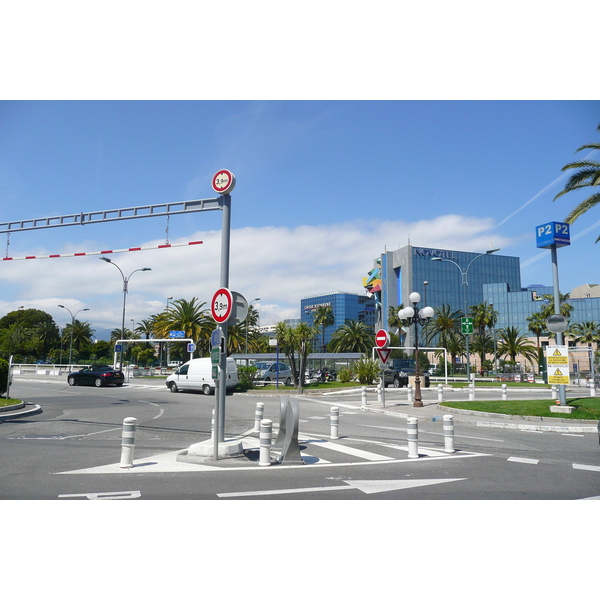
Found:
[166,357,239,395]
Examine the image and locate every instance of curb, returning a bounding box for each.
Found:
[0,402,43,421]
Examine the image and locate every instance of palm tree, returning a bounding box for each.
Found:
[571,321,600,373]
[33,320,60,359]
[64,320,95,353]
[423,304,462,348]
[329,320,374,353]
[444,330,465,375]
[135,318,155,339]
[539,293,573,320]
[554,124,600,236]
[154,297,213,359]
[527,311,547,347]
[497,326,538,365]
[470,301,497,337]
[470,332,494,368]
[313,305,335,352]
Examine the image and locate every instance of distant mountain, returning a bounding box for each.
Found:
[93,327,113,342]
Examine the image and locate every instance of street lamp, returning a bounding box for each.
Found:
[398,292,434,407]
[245,298,261,355]
[57,305,89,365]
[431,248,500,381]
[99,257,151,370]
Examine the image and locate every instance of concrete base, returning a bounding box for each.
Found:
[550,405,576,414]
[176,438,245,463]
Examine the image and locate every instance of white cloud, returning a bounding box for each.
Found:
[0,215,514,329]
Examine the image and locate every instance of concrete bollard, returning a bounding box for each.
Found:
[437,384,443,403]
[120,417,137,468]
[362,386,367,407]
[259,419,273,467]
[407,417,419,459]
[330,406,340,440]
[502,383,507,401]
[407,384,413,404]
[254,402,264,433]
[443,414,455,453]
[469,383,475,401]
[551,385,557,401]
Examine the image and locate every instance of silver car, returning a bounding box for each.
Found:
[253,361,293,385]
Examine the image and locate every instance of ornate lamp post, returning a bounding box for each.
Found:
[398,292,434,407]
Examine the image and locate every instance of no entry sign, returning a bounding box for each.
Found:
[375,329,390,349]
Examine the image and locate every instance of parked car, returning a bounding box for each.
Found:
[382,368,409,388]
[67,365,124,387]
[166,357,238,395]
[253,361,293,385]
[384,358,430,388]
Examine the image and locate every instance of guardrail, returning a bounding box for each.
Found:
[10,364,175,379]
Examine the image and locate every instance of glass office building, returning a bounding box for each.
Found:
[301,292,376,350]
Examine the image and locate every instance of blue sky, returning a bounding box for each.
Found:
[1,100,598,337]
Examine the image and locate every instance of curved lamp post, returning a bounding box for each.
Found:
[99,257,151,370]
[431,248,499,381]
[398,292,434,407]
[57,305,89,365]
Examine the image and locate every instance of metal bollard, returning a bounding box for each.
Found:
[254,402,264,433]
[469,383,474,401]
[362,386,367,407]
[407,417,419,459]
[330,406,340,440]
[502,383,507,401]
[120,417,137,468]
[551,385,557,401]
[437,383,443,403]
[443,414,455,453]
[407,385,413,404]
[259,419,272,467]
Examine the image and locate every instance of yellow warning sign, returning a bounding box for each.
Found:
[548,365,570,384]
[546,345,569,366]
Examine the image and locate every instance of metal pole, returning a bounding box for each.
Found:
[551,245,567,406]
[215,193,231,458]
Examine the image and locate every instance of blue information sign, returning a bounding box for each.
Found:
[169,330,185,339]
[536,222,570,249]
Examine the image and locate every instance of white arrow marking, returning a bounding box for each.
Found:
[217,478,466,498]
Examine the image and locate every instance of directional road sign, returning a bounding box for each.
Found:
[211,288,233,323]
[169,330,185,339]
[461,318,473,335]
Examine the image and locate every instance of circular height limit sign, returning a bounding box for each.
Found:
[211,288,233,323]
[212,169,236,195]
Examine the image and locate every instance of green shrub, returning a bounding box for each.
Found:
[237,365,259,391]
[337,366,354,383]
[0,358,8,397]
[354,357,380,385]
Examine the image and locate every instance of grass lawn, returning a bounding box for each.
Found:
[0,398,21,408]
[440,397,600,420]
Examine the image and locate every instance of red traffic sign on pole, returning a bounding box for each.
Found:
[375,329,390,349]
[377,348,392,364]
[211,288,233,323]
[212,169,236,195]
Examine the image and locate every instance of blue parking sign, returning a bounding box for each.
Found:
[536,222,570,249]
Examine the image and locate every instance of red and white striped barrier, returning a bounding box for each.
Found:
[2,240,203,261]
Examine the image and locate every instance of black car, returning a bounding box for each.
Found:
[382,368,409,388]
[67,366,124,387]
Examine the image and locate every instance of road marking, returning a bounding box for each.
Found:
[139,400,165,419]
[306,439,394,461]
[507,457,539,464]
[562,434,584,437]
[58,490,141,500]
[217,478,467,498]
[62,427,121,440]
[573,463,600,472]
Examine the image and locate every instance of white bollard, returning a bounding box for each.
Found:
[443,414,455,453]
[407,417,419,459]
[437,384,443,403]
[377,383,382,404]
[591,384,596,398]
[259,419,272,467]
[330,406,340,440]
[362,386,367,407]
[120,417,137,468]
[502,383,507,401]
[407,384,413,404]
[551,385,557,401]
[469,383,474,401]
[254,402,264,433]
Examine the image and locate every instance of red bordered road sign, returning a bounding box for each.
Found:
[375,329,390,349]
[377,348,392,364]
[211,288,233,323]
[212,169,236,195]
